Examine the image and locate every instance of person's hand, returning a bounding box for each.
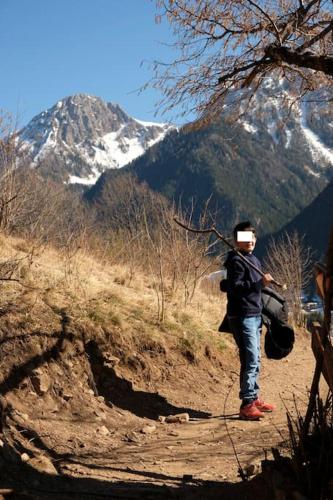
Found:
[263,273,274,287]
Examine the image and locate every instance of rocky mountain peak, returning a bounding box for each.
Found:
[237,77,333,178]
[88,76,333,239]
[20,94,174,185]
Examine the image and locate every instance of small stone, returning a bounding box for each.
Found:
[21,453,30,463]
[29,455,57,475]
[123,432,140,443]
[31,372,52,396]
[158,416,166,423]
[94,409,106,417]
[16,412,29,421]
[62,393,73,401]
[165,413,190,424]
[0,439,4,448]
[141,424,156,435]
[97,396,105,403]
[103,354,120,367]
[96,426,110,436]
[87,389,95,396]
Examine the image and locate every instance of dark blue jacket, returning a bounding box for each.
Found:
[224,250,263,317]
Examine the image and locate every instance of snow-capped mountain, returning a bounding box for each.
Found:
[237,77,333,180]
[88,76,333,238]
[20,94,173,185]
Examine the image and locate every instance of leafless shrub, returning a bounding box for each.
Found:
[0,111,95,254]
[0,118,220,319]
[0,113,30,232]
[0,169,92,251]
[91,173,165,279]
[142,196,220,321]
[92,173,220,321]
[169,199,219,306]
[264,231,313,325]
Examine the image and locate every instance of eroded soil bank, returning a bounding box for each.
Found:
[0,311,315,500]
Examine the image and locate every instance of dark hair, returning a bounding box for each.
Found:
[233,221,256,240]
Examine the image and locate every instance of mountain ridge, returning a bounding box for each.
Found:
[19,80,333,245]
[20,94,174,184]
[88,107,330,237]
[257,181,333,260]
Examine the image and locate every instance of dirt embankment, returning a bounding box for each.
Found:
[0,235,318,499]
[0,302,315,500]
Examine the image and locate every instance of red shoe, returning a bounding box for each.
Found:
[239,401,265,420]
[254,398,274,412]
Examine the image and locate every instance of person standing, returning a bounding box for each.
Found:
[224,221,275,420]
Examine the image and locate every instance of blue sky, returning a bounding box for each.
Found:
[0,0,181,127]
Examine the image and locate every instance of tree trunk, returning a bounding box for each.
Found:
[327,227,333,278]
[303,225,333,437]
[265,46,333,76]
[325,226,333,319]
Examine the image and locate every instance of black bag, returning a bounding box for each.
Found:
[264,320,294,359]
[261,287,288,324]
[218,285,295,358]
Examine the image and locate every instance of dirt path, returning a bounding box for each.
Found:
[0,329,319,499]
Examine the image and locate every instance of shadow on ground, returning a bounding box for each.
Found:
[0,309,72,400]
[0,459,270,500]
[86,341,211,420]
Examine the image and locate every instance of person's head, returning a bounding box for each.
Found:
[233,221,256,253]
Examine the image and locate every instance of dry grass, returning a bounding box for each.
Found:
[0,233,228,361]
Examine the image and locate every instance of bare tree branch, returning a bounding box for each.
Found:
[152,0,333,120]
[173,217,285,288]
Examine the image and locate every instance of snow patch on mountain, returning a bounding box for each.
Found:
[242,121,258,134]
[299,104,333,166]
[304,165,321,177]
[68,165,102,185]
[285,129,292,148]
[68,126,167,185]
[34,118,60,161]
[68,124,171,184]
[238,78,333,178]
[20,94,174,185]
[135,118,168,128]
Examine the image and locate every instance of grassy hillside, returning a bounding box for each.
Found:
[0,232,229,377]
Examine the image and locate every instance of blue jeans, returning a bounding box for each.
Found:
[228,315,262,405]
